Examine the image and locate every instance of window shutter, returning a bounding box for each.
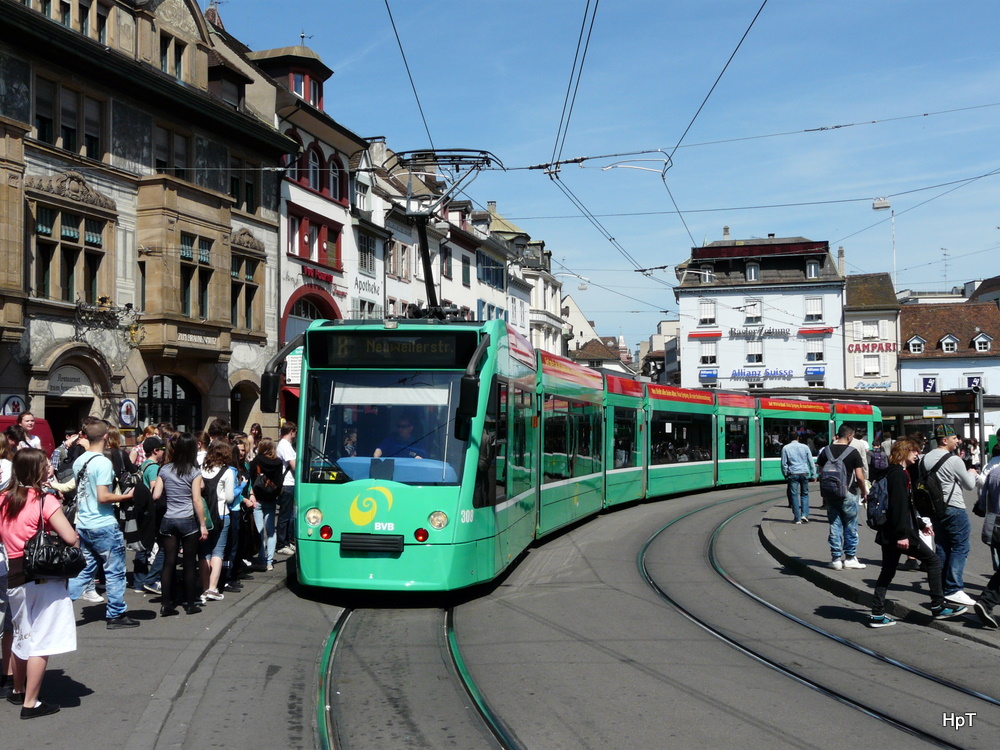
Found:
[854,356,864,377]
[853,321,862,340]
[880,354,889,378]
[879,320,890,340]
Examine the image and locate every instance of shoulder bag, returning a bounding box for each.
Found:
[23,492,86,581]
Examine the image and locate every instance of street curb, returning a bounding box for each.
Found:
[757,512,1000,648]
[124,572,289,750]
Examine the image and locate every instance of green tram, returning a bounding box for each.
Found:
[261,319,881,592]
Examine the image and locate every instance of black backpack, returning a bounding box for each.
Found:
[819,445,856,500]
[201,471,225,531]
[914,453,953,518]
[866,476,890,530]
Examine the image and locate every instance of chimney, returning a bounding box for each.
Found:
[767,233,775,238]
[722,226,730,241]
[487,201,497,212]
[837,246,845,276]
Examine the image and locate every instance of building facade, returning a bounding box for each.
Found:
[843,272,900,393]
[674,231,845,391]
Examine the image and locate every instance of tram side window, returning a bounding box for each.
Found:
[761,417,829,457]
[649,410,713,465]
[543,397,570,481]
[496,382,508,487]
[572,402,602,478]
[509,388,534,499]
[723,415,750,459]
[613,407,638,468]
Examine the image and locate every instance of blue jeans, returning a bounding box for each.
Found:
[133,547,164,590]
[70,524,128,619]
[259,501,277,566]
[934,505,971,595]
[787,475,810,521]
[276,487,295,549]
[825,493,860,561]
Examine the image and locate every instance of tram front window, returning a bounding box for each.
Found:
[304,371,468,486]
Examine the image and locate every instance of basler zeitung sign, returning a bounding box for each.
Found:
[729,327,790,339]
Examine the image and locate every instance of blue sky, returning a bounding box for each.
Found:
[219,0,1000,351]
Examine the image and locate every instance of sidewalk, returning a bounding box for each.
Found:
[3,556,291,748]
[759,490,999,647]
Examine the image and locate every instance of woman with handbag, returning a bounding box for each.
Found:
[151,433,208,616]
[0,448,79,719]
[199,439,235,603]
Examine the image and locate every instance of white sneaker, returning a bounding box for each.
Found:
[79,589,105,603]
[945,590,976,607]
[830,559,844,570]
[843,557,866,570]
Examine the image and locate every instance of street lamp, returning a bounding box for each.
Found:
[872,198,896,288]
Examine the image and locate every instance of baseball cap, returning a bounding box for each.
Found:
[934,424,957,439]
[142,436,165,454]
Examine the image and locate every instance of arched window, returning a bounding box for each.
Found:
[308,149,322,191]
[138,375,202,433]
[329,158,342,201]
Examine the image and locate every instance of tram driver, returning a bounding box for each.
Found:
[373,416,428,460]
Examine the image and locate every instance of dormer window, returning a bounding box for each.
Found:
[700,264,715,283]
[806,259,820,279]
[290,70,322,107]
[746,262,759,282]
[940,334,959,354]
[909,340,924,354]
[974,333,992,352]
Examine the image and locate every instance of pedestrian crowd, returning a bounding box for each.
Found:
[0,412,297,719]
[781,420,1000,630]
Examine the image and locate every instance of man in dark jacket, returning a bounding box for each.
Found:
[869,439,967,627]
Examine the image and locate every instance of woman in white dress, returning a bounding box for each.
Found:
[0,448,79,719]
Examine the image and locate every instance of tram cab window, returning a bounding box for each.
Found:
[761,417,829,458]
[723,415,750,459]
[302,371,469,486]
[649,410,713,465]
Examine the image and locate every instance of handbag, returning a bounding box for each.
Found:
[23,491,86,581]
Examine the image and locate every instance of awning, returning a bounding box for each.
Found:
[797,327,834,335]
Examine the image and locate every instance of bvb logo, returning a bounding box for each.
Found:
[349,486,393,526]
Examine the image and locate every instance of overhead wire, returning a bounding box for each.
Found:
[550,0,601,168]
[384,0,434,150]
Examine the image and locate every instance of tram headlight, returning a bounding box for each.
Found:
[428,511,449,530]
[305,508,323,526]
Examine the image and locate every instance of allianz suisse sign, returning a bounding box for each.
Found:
[847,341,897,353]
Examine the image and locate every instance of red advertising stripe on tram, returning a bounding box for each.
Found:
[759,397,830,414]
[540,351,603,389]
[646,384,715,405]
[716,392,755,409]
[834,402,874,415]
[606,375,643,398]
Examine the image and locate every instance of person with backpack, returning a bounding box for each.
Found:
[249,437,285,572]
[199,438,236,603]
[132,437,166,596]
[816,424,868,571]
[868,439,966,628]
[920,424,979,608]
[973,465,1000,628]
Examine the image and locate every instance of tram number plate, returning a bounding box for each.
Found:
[461,510,474,523]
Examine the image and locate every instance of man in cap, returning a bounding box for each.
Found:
[922,424,979,607]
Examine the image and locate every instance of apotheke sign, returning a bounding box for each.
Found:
[729,327,791,339]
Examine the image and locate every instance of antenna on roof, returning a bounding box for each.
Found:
[300,31,314,44]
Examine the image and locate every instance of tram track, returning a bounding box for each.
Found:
[639,495,999,749]
[317,606,523,750]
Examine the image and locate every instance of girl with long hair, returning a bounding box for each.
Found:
[151,433,207,616]
[247,423,263,461]
[248,437,284,571]
[199,439,235,602]
[0,449,79,718]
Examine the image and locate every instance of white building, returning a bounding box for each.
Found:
[844,273,900,393]
[674,231,845,390]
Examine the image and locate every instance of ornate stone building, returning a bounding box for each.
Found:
[0,0,294,437]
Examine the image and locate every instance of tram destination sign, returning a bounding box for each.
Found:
[308,330,480,369]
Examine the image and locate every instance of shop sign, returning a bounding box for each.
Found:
[698,368,719,380]
[48,366,94,398]
[119,398,138,427]
[923,407,943,418]
[847,342,897,353]
[805,367,826,378]
[854,381,892,390]
[922,377,938,393]
[731,368,794,380]
[1,395,27,415]
[354,276,382,299]
[729,327,790,339]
